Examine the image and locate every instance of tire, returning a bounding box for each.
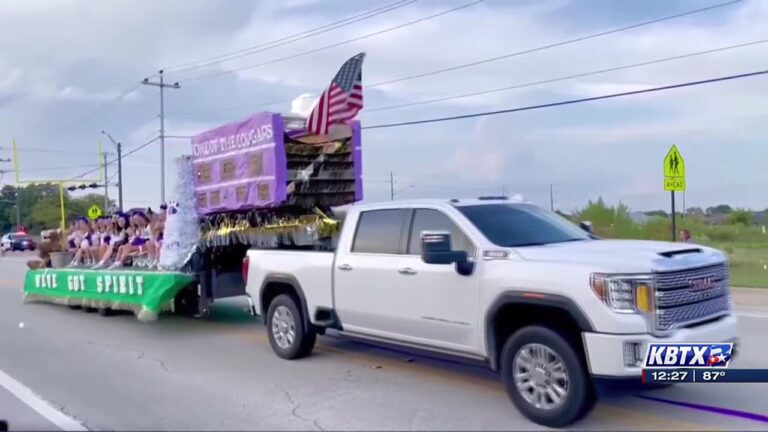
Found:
[500,326,596,428]
[84,307,97,313]
[173,285,199,317]
[68,305,82,310]
[265,294,316,360]
[98,308,113,317]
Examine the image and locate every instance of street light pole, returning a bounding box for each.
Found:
[15,191,20,229]
[141,70,180,204]
[103,152,109,210]
[101,130,123,211]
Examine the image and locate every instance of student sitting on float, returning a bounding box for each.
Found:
[67,217,95,267]
[108,211,152,269]
[65,220,80,252]
[145,205,166,267]
[92,213,130,269]
[88,217,107,264]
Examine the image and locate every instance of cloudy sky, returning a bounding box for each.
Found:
[0,0,765,213]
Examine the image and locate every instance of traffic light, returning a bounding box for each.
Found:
[67,183,103,192]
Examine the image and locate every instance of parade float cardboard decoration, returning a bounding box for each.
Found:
[190,112,362,215]
[190,112,361,250]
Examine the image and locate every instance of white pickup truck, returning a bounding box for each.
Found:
[244,196,739,427]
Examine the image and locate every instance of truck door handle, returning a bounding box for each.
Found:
[398,267,417,275]
[338,264,353,271]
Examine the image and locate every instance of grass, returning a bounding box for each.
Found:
[573,203,768,288]
[706,242,768,288]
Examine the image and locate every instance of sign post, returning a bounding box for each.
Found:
[663,145,686,241]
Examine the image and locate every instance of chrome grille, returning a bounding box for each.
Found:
[654,264,730,332]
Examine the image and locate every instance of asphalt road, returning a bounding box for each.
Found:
[1,254,767,431]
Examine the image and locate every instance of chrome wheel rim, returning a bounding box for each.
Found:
[271,305,296,349]
[513,343,570,410]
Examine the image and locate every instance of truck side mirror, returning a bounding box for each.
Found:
[579,221,593,234]
[420,231,468,265]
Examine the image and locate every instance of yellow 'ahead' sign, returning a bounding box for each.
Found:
[663,145,685,192]
[88,205,103,220]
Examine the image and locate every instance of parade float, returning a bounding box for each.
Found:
[23,52,366,321]
[22,111,364,321]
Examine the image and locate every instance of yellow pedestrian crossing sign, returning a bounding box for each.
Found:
[88,205,103,220]
[663,145,685,191]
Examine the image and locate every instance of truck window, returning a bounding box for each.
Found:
[351,209,410,254]
[407,209,476,257]
[457,203,590,247]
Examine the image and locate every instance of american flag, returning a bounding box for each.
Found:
[306,53,365,136]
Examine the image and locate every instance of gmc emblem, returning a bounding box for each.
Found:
[689,278,716,292]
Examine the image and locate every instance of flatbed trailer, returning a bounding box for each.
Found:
[23,264,256,322]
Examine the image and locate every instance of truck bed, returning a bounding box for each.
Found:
[246,249,335,317]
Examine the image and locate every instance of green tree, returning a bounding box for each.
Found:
[726,209,753,226]
[575,197,639,238]
[644,210,669,218]
[0,184,113,234]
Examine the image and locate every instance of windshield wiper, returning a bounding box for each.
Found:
[510,242,549,247]
[512,238,588,247]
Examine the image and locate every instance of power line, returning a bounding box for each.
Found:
[173,0,741,117]
[365,38,768,112]
[51,83,143,134]
[369,0,743,87]
[69,136,160,180]
[182,0,484,83]
[0,146,98,155]
[165,0,417,76]
[0,164,101,174]
[362,68,768,129]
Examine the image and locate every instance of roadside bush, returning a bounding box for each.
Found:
[727,209,753,226]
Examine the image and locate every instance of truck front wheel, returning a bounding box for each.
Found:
[500,326,595,428]
[266,294,316,360]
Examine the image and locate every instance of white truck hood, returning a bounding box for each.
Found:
[514,239,726,273]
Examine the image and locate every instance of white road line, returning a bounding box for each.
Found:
[0,368,87,431]
[737,312,768,319]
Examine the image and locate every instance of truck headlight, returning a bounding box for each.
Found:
[590,274,654,314]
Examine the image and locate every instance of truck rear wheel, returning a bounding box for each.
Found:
[500,326,595,428]
[266,294,316,360]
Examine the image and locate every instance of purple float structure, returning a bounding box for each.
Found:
[191,112,362,215]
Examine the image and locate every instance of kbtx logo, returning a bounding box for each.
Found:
[643,343,733,368]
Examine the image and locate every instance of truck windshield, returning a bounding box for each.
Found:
[457,203,591,247]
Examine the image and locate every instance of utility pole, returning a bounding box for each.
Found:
[101,130,123,211]
[550,184,554,212]
[14,190,20,229]
[141,70,180,203]
[103,152,109,210]
[682,191,686,220]
[390,171,395,201]
[0,158,19,227]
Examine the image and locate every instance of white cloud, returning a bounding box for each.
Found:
[290,93,318,117]
[0,0,766,211]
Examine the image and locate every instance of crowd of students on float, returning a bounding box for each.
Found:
[66,205,166,269]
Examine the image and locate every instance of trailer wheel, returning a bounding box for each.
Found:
[173,285,199,317]
[266,294,316,360]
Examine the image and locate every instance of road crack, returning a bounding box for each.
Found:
[280,387,325,431]
[154,358,169,372]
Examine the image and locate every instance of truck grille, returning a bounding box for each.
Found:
[654,264,730,332]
